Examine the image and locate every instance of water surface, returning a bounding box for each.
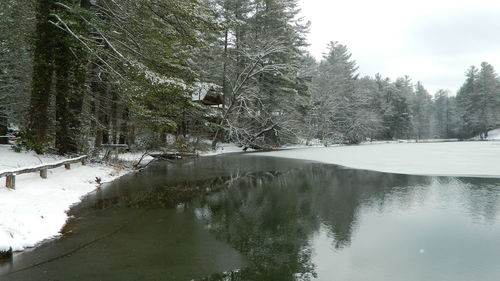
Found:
[1,155,500,281]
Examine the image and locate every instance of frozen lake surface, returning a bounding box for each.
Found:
[252,141,500,177]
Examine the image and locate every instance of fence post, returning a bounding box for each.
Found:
[40,168,48,179]
[6,174,15,189]
[64,163,71,170]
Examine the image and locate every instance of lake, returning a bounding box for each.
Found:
[1,154,500,281]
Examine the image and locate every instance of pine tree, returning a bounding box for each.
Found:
[0,0,35,143]
[476,62,500,137]
[314,42,380,144]
[22,0,217,153]
[409,82,432,140]
[432,90,450,138]
[28,0,58,153]
[456,66,478,138]
[456,63,499,139]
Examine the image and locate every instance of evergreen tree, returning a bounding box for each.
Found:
[0,0,34,143]
[432,90,451,138]
[22,0,217,153]
[314,42,358,143]
[456,63,499,139]
[476,62,500,137]
[313,42,384,144]
[409,82,432,140]
[28,0,57,153]
[383,77,412,139]
[456,66,478,138]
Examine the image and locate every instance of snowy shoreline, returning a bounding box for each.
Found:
[0,145,131,252]
[251,141,500,178]
[0,143,244,253]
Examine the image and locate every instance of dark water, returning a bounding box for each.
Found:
[2,155,500,281]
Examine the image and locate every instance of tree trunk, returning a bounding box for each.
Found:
[0,116,7,144]
[111,91,118,144]
[222,28,229,107]
[29,0,55,151]
[54,32,71,154]
[93,71,109,148]
[67,52,86,153]
[119,108,129,144]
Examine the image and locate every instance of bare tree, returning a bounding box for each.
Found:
[212,39,297,150]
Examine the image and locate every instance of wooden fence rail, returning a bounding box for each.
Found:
[0,155,88,189]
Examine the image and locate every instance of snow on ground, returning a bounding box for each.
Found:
[486,129,500,140]
[251,141,500,178]
[470,128,500,141]
[0,145,128,252]
[201,143,249,156]
[0,147,65,173]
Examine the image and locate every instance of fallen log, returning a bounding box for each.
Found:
[149,152,199,160]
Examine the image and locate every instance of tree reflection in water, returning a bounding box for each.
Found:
[192,164,430,281]
[87,156,500,281]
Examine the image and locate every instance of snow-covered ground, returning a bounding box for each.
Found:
[0,145,128,252]
[468,128,500,141]
[251,141,500,178]
[485,128,500,140]
[116,151,155,163]
[201,143,249,155]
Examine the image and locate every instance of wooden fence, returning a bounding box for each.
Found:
[0,155,88,189]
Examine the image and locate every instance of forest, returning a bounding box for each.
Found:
[1,0,500,155]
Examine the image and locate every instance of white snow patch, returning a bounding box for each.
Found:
[200,143,250,156]
[470,128,500,141]
[0,145,127,252]
[486,129,500,140]
[0,146,64,174]
[250,141,500,178]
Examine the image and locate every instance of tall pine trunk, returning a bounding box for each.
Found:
[0,116,7,144]
[29,0,55,152]
[67,51,86,153]
[54,32,72,154]
[53,3,86,155]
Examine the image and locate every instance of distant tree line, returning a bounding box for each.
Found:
[295,44,500,144]
[1,0,499,154]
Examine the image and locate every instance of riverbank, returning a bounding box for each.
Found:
[252,141,500,178]
[0,145,131,252]
[0,143,247,253]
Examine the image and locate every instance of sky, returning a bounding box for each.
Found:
[298,0,500,95]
